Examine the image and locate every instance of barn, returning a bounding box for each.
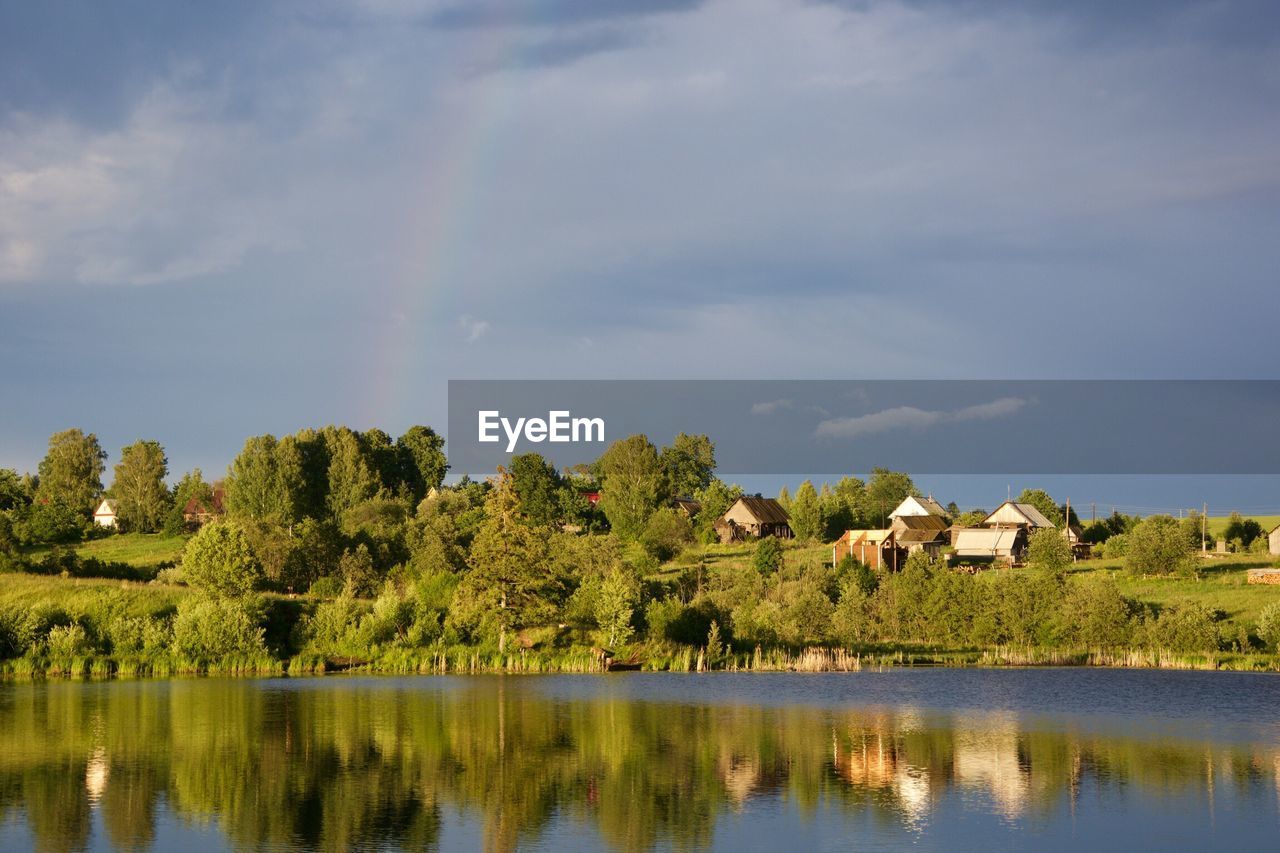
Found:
[716,496,792,543]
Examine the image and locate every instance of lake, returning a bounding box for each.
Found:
[2,669,1279,851]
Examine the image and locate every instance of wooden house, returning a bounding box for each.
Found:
[889,495,948,520]
[952,528,1025,565]
[1269,523,1280,557]
[832,529,902,571]
[93,499,118,528]
[716,496,791,543]
[672,497,702,519]
[1062,523,1091,559]
[982,501,1056,531]
[890,514,950,556]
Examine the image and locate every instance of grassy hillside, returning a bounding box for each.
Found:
[22,532,189,569]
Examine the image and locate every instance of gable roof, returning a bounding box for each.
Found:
[727,496,790,525]
[954,528,1021,552]
[892,514,950,532]
[984,501,1055,529]
[94,499,117,515]
[890,495,948,518]
[895,527,948,544]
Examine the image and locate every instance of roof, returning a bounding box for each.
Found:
[984,501,1055,529]
[890,495,948,518]
[954,528,1021,552]
[672,497,702,515]
[895,527,948,544]
[727,496,790,525]
[841,528,892,544]
[94,499,117,515]
[893,514,950,532]
[183,487,226,516]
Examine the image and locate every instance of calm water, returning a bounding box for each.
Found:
[2,670,1279,851]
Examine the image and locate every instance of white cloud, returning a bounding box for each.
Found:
[459,314,490,342]
[815,396,1027,440]
[750,398,792,415]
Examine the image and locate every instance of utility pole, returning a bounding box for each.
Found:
[1202,502,1207,554]
[1091,502,1096,524]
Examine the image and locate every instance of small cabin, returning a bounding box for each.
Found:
[952,527,1026,565]
[182,486,226,528]
[672,497,702,519]
[890,514,950,555]
[716,496,791,543]
[833,529,902,571]
[93,499,118,528]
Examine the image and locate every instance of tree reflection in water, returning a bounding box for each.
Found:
[0,677,1277,851]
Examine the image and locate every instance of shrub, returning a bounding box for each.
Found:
[302,596,368,653]
[183,521,263,597]
[835,555,879,597]
[26,500,86,544]
[1257,602,1280,650]
[1097,533,1129,559]
[1027,528,1072,572]
[1143,601,1220,652]
[1061,577,1136,648]
[45,623,94,660]
[639,508,694,562]
[1126,516,1194,576]
[339,544,379,598]
[753,537,784,576]
[595,568,640,647]
[171,595,268,660]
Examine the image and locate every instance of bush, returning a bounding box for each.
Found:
[1126,516,1194,576]
[309,575,343,598]
[639,508,694,562]
[171,595,268,660]
[1061,577,1136,648]
[26,500,86,544]
[45,623,94,660]
[1143,601,1220,653]
[1257,602,1280,650]
[1097,533,1129,559]
[753,537,784,576]
[1027,528,1072,572]
[183,521,263,597]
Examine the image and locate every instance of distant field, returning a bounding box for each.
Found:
[0,573,186,620]
[1205,515,1280,538]
[22,533,189,568]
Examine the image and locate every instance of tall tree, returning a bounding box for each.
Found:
[456,471,559,652]
[596,435,664,540]
[692,479,743,542]
[396,426,448,501]
[112,440,170,532]
[164,469,215,534]
[35,428,106,514]
[183,520,263,598]
[0,468,33,511]
[225,435,304,524]
[790,480,824,541]
[325,428,380,517]
[1015,488,1065,528]
[659,433,716,498]
[508,453,567,527]
[863,468,917,527]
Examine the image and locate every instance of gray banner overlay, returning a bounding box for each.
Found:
[447,380,1280,476]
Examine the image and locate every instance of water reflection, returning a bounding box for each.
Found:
[0,675,1277,851]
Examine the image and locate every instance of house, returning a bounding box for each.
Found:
[890,514,950,556]
[1269,523,1280,557]
[982,501,1056,531]
[889,495,949,520]
[182,486,226,528]
[93,499,118,528]
[832,529,901,571]
[715,496,791,543]
[1062,523,1092,559]
[952,528,1025,565]
[672,497,701,519]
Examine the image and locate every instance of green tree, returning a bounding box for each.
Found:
[1222,512,1263,550]
[1015,488,1065,527]
[183,521,263,598]
[639,507,693,562]
[453,471,560,652]
[509,453,567,527]
[36,428,106,514]
[225,435,304,524]
[863,468,916,527]
[1126,515,1194,576]
[659,433,716,497]
[1026,527,1072,572]
[597,435,664,540]
[752,536,784,576]
[164,468,215,534]
[776,486,791,511]
[789,480,823,541]
[396,425,448,501]
[1256,602,1280,650]
[692,479,742,543]
[325,428,381,518]
[595,568,640,647]
[111,440,170,532]
[0,468,33,511]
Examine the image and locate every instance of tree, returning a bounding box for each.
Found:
[776,486,791,511]
[1126,515,1194,576]
[455,471,560,652]
[0,468,33,511]
[1027,528,1072,572]
[595,568,640,647]
[1222,512,1263,550]
[509,453,567,527]
[639,507,693,562]
[863,468,916,527]
[659,433,715,497]
[396,426,448,501]
[36,428,106,515]
[1257,602,1280,650]
[1015,488,1064,527]
[164,469,215,535]
[753,537,783,576]
[183,521,263,598]
[111,440,170,532]
[596,435,663,540]
[225,435,304,524]
[789,481,823,541]
[692,479,742,542]
[325,428,380,518]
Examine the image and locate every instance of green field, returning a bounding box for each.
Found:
[1204,514,1280,538]
[22,532,189,568]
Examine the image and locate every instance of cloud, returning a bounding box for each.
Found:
[815,396,1027,439]
[750,398,792,415]
[459,315,491,342]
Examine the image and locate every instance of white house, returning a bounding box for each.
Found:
[982,501,1055,530]
[93,499,118,528]
[888,495,948,520]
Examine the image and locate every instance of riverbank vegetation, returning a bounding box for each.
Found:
[2,426,1279,678]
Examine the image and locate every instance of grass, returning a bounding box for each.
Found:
[21,532,189,568]
[1204,514,1280,538]
[0,572,187,619]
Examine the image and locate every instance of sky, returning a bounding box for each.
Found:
[1,0,1278,511]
